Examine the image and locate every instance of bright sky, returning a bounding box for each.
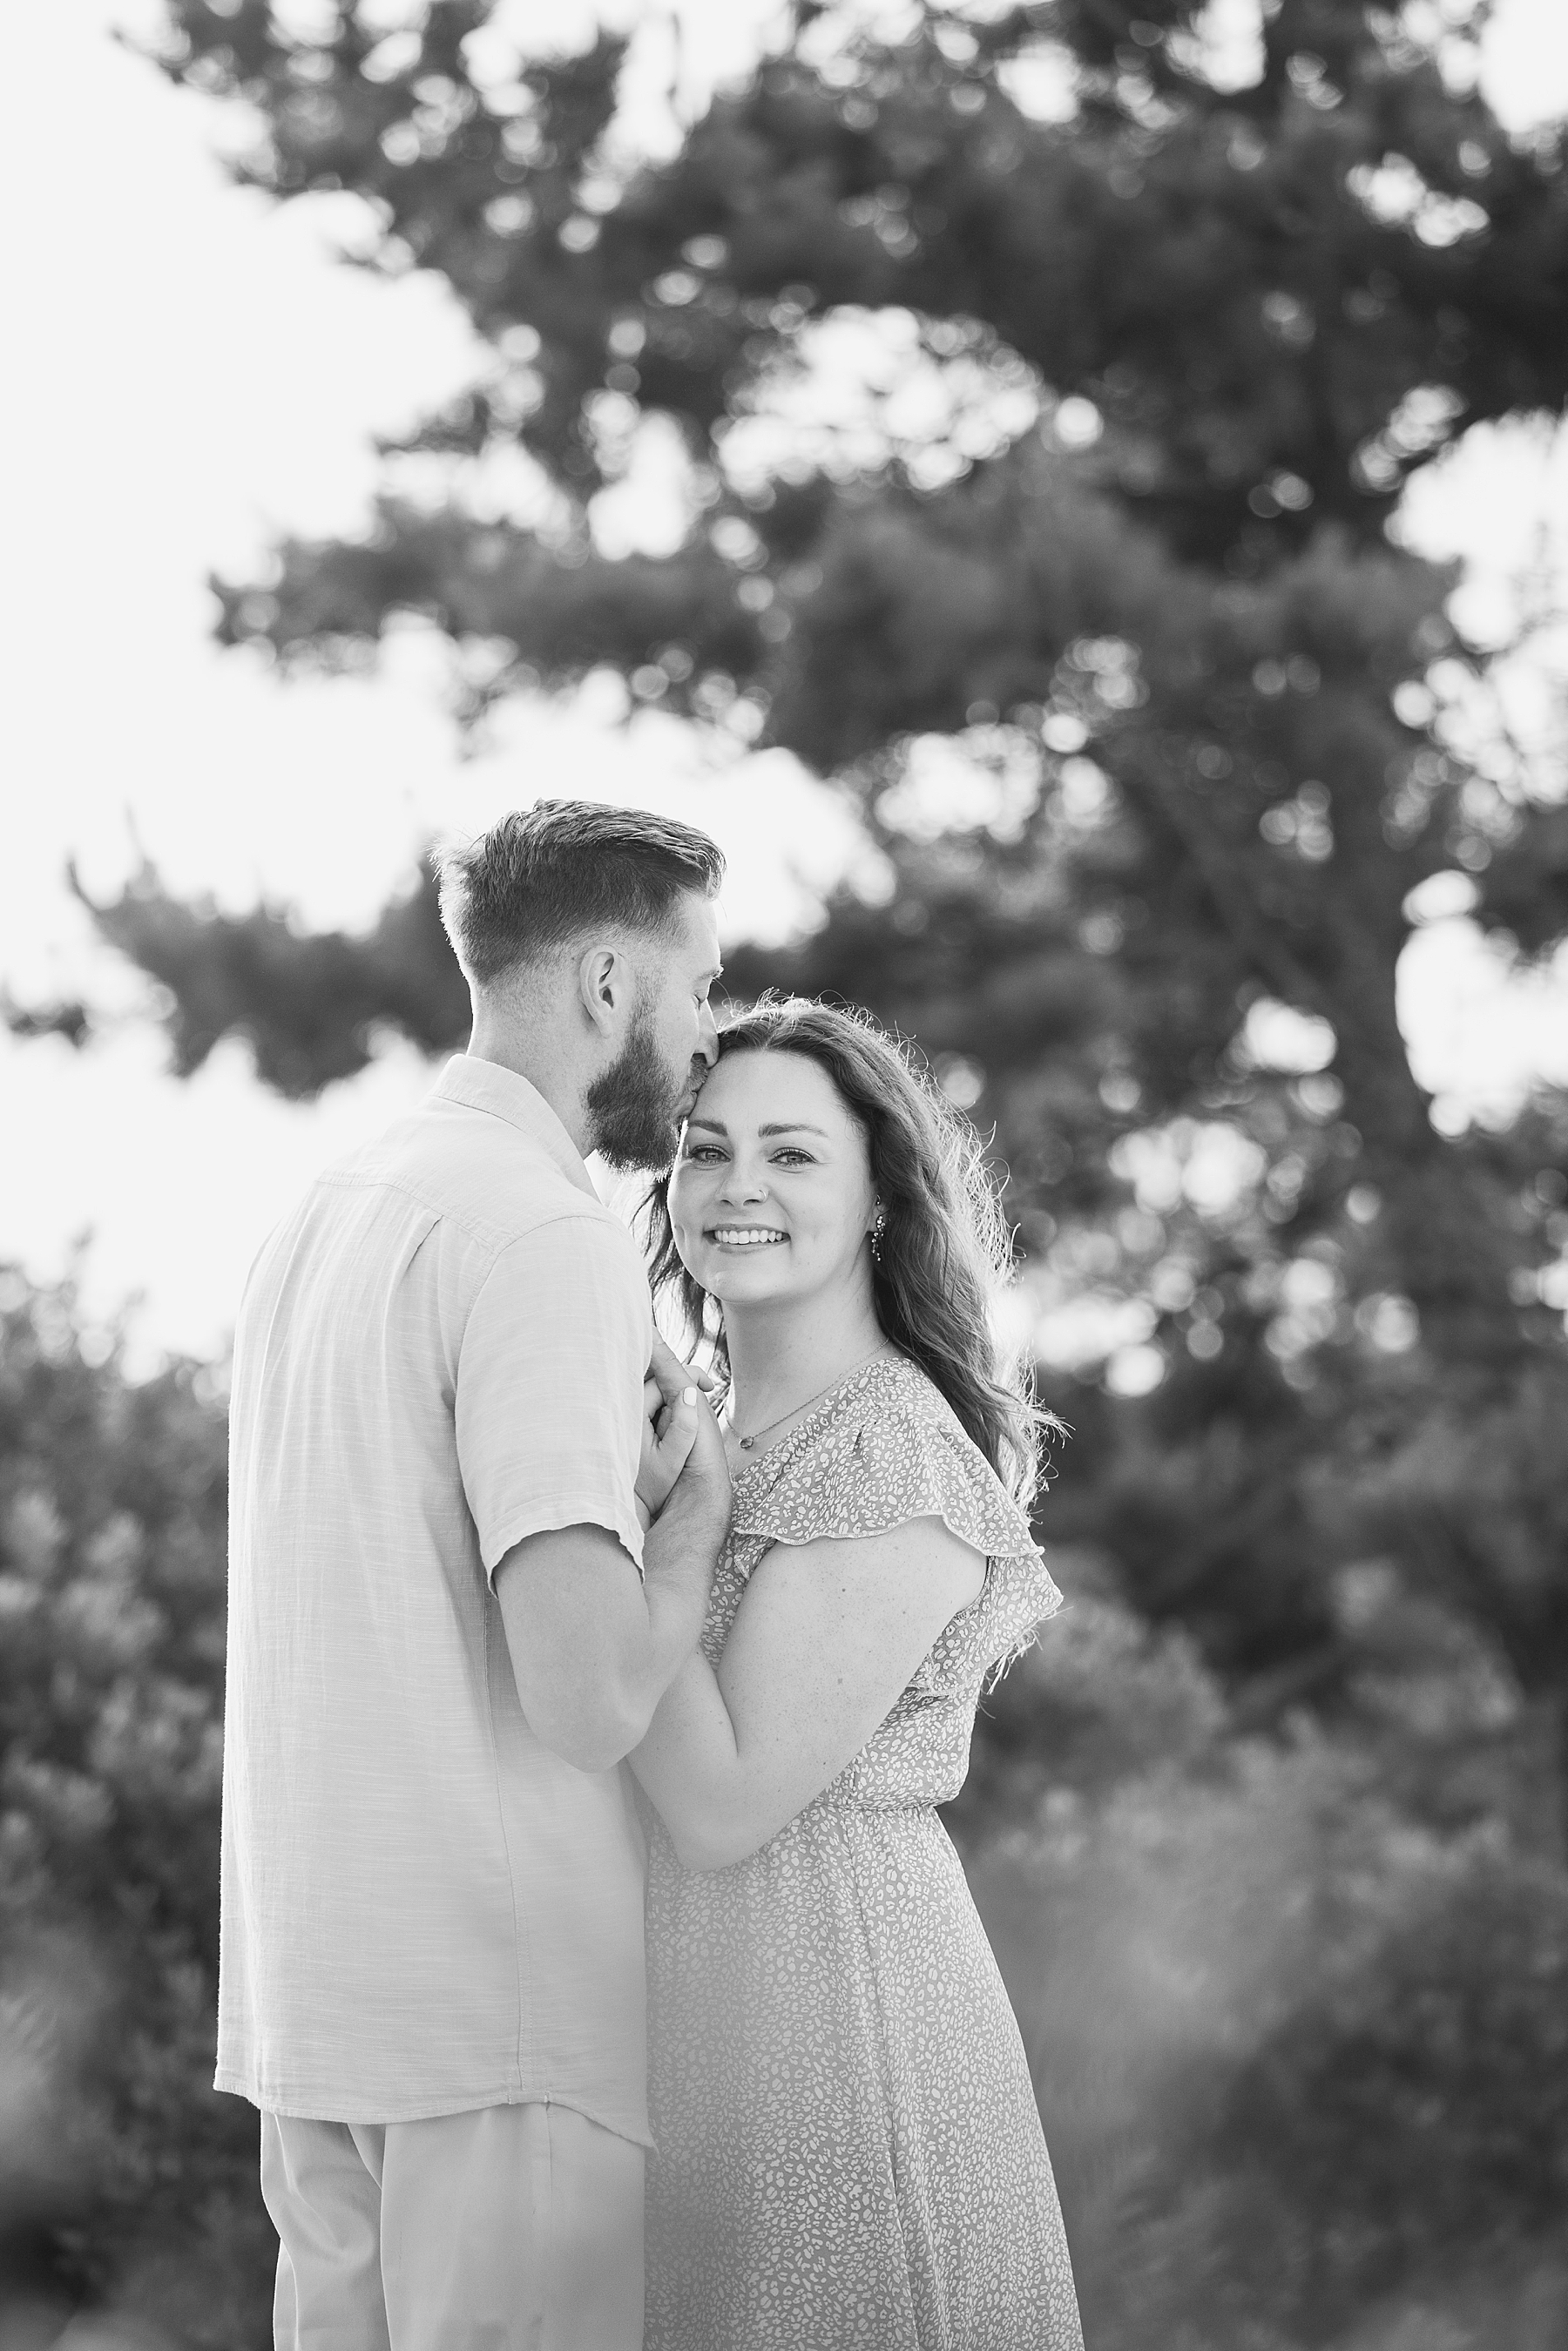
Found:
[3,0,1567,1367]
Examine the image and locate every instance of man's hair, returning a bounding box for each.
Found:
[436,801,725,986]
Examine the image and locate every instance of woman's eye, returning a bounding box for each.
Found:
[771,1149,814,1167]
[682,1145,724,1164]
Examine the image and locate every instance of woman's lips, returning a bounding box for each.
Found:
[706,1227,788,1247]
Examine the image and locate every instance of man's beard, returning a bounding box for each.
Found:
[585,1007,697,1172]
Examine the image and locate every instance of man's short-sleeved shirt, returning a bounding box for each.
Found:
[216,1056,655,2139]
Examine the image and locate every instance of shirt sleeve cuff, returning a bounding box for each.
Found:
[482,1503,647,1590]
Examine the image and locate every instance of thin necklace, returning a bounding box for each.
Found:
[729,1347,891,1453]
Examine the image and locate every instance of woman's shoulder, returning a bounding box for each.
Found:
[730,1350,1036,1563]
[855,1350,962,1425]
[841,1354,988,1481]
[852,1358,1066,1686]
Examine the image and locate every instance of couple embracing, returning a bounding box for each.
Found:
[218,801,1083,2350]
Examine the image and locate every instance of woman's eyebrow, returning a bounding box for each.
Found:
[684,1118,830,1138]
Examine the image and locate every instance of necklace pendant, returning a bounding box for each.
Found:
[738,1435,755,1449]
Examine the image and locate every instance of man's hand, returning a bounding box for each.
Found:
[638,1375,699,1523]
[637,1332,721,1523]
[647,1386,731,1550]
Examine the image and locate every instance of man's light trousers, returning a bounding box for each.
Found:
[261,2101,644,2351]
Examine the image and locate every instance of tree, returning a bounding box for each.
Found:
[58,0,1568,1745]
[10,17,1568,2335]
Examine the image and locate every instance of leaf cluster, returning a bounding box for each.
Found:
[0,1267,272,2342]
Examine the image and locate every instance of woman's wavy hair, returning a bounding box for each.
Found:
[641,996,1054,1511]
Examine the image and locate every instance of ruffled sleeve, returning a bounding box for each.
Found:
[730,1371,1064,1697]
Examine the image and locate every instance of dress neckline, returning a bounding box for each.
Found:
[729,1352,916,1486]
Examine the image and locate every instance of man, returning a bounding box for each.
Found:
[218,801,733,2349]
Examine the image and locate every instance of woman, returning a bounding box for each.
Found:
[632,998,1083,2351]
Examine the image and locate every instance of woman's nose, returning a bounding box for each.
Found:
[718,1159,769,1206]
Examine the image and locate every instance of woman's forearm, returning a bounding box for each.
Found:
[633,1524,986,1868]
[630,1653,764,1871]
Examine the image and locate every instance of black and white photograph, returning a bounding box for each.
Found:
[3,2,1568,2346]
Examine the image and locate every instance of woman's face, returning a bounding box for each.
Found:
[668,1049,879,1312]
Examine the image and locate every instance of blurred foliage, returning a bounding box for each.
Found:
[3,1270,1565,2346]
[10,0,1568,2341]
[71,854,469,1098]
[966,1665,1568,2348]
[0,1268,271,2348]
[951,1552,1568,2349]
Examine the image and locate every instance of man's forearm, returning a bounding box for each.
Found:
[631,1490,725,1713]
[496,1516,714,1773]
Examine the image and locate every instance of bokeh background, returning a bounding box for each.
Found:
[4,2,1568,2344]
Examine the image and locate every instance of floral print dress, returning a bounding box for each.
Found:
[644,1355,1084,2351]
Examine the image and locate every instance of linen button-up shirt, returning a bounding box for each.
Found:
[216,1054,655,2140]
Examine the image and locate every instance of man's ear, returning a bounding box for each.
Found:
[576,942,631,1037]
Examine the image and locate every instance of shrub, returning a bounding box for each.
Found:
[0,1267,270,2348]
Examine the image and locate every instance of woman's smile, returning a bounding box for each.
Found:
[707,1225,789,1249]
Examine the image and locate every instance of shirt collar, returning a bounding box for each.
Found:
[429,1055,598,1199]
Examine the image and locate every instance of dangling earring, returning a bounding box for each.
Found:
[870,1206,886,1266]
